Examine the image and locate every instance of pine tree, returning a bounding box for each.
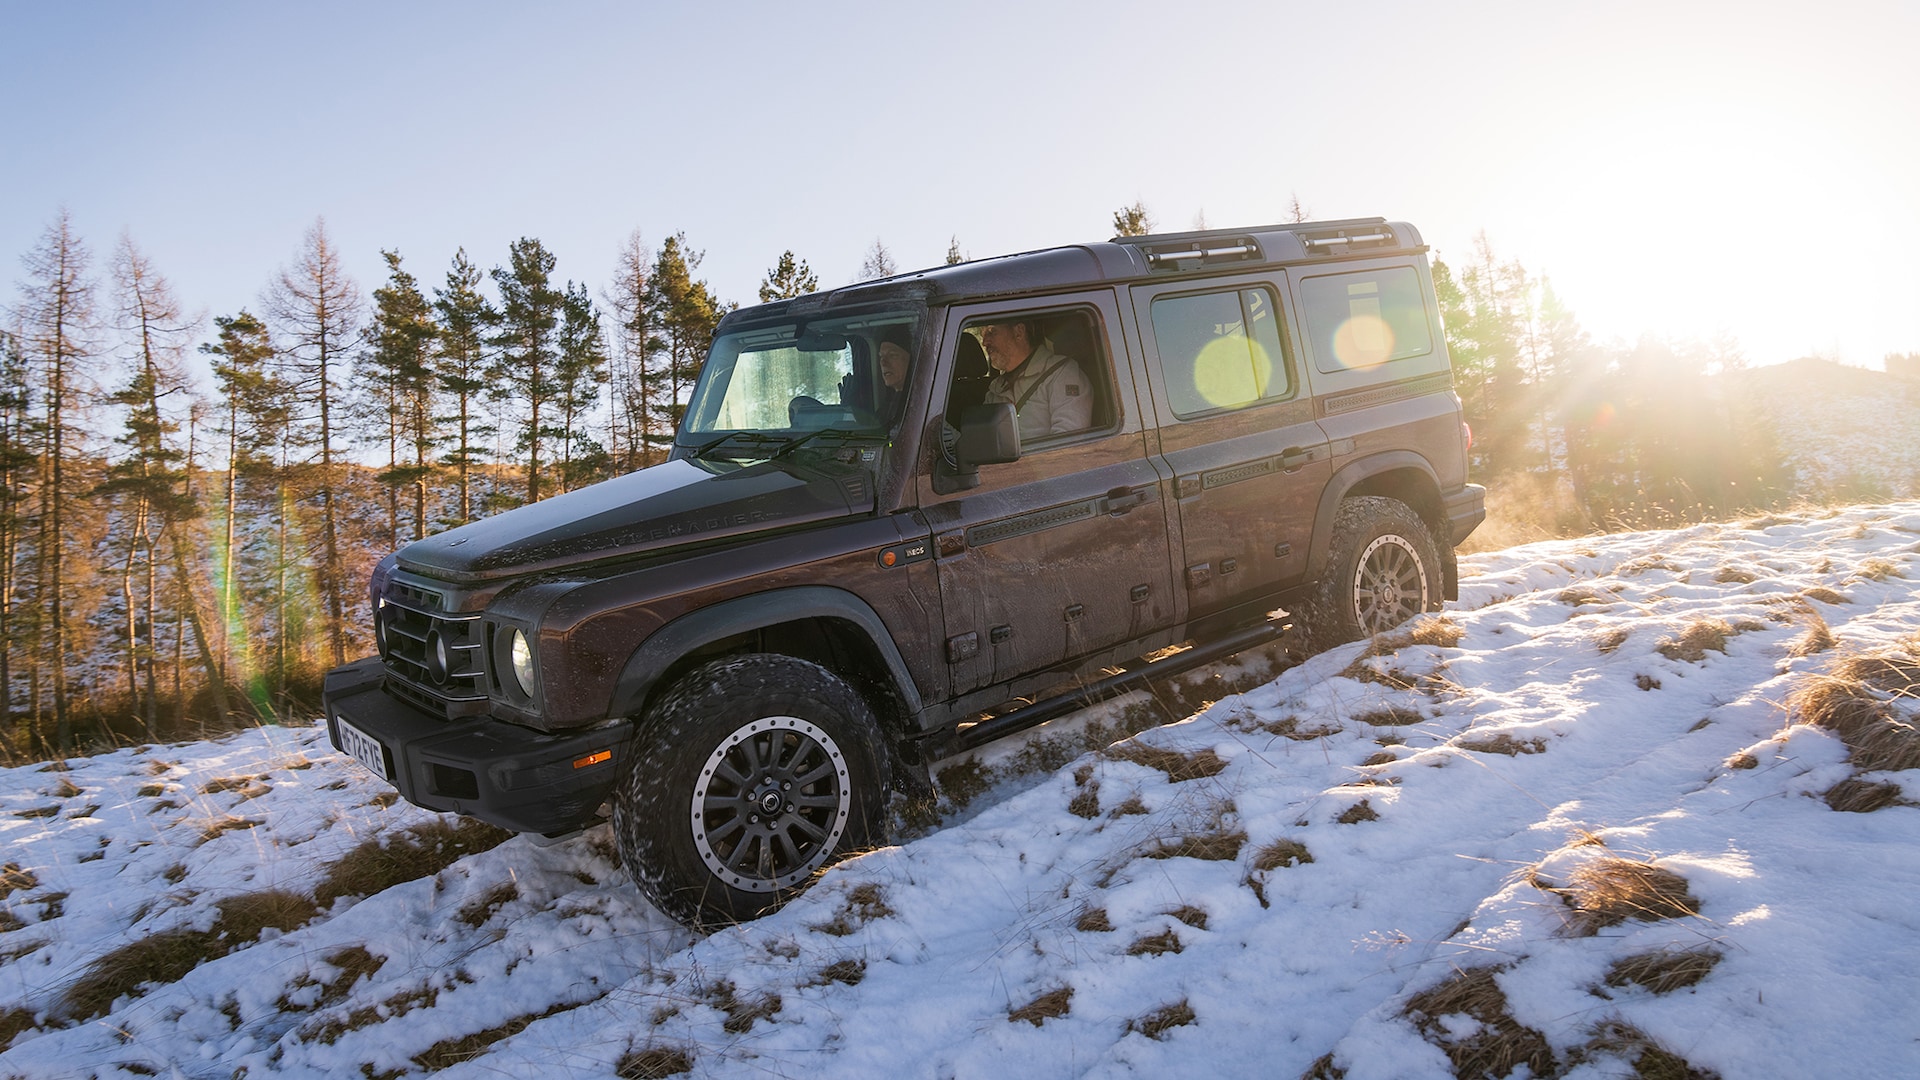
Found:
[1111,201,1154,237]
[266,218,363,669]
[857,238,897,281]
[14,210,98,751]
[554,280,610,491]
[642,233,724,440]
[945,236,966,265]
[489,237,564,504]
[202,309,283,712]
[432,248,494,524]
[363,250,439,542]
[758,250,819,302]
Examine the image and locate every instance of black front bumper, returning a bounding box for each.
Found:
[322,657,632,835]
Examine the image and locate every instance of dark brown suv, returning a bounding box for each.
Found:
[323,218,1484,927]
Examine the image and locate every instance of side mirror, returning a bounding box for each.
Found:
[957,402,1021,466]
[934,402,1021,493]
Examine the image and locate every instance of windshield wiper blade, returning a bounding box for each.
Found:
[768,427,883,460]
[686,431,784,460]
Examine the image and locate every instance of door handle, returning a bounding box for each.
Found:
[1279,446,1315,472]
[1106,486,1149,515]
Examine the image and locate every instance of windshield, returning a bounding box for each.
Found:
[680,311,920,446]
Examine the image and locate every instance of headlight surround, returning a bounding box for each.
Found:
[507,628,536,698]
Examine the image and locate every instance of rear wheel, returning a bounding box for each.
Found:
[612,653,890,929]
[1296,496,1443,654]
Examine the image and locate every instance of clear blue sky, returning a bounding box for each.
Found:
[5,0,1917,372]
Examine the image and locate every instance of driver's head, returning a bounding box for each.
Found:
[980,320,1036,373]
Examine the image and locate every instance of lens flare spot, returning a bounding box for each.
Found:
[1190,336,1274,410]
[1332,315,1395,369]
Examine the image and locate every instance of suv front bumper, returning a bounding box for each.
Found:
[322,656,631,836]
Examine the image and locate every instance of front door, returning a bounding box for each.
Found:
[918,294,1178,697]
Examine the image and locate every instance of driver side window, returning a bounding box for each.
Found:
[945,309,1111,447]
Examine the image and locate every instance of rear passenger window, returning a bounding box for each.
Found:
[1298,266,1433,373]
[1149,287,1290,419]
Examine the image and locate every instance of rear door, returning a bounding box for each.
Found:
[917,293,1178,696]
[1128,276,1330,620]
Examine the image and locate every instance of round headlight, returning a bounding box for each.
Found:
[508,628,535,697]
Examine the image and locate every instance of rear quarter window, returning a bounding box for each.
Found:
[1299,266,1433,374]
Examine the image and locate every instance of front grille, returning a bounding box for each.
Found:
[378,575,488,718]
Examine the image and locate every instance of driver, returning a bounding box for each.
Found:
[979,319,1092,441]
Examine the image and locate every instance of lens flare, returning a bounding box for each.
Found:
[1190,336,1274,410]
[1332,314,1396,369]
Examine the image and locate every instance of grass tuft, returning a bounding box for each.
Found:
[1252,838,1314,871]
[1603,949,1721,994]
[1823,778,1914,813]
[1008,986,1073,1026]
[1068,782,1101,819]
[455,881,520,928]
[1,1005,37,1049]
[1790,650,1920,772]
[1336,800,1379,825]
[1656,618,1736,662]
[706,979,781,1034]
[813,882,894,937]
[1105,742,1228,782]
[1404,966,1556,1080]
[1852,557,1905,582]
[409,1003,572,1071]
[1538,858,1700,937]
[1126,999,1195,1040]
[0,863,38,900]
[61,888,318,1022]
[1126,928,1183,956]
[812,959,865,986]
[1352,706,1424,727]
[1075,907,1113,933]
[1577,1020,1721,1079]
[616,1044,694,1079]
[1144,826,1245,863]
[1457,733,1548,756]
[313,818,512,908]
[1166,904,1209,930]
[1256,716,1343,741]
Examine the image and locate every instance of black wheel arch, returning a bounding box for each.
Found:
[1306,452,1457,600]
[607,585,925,739]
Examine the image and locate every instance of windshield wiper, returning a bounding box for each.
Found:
[767,427,884,460]
[686,431,787,461]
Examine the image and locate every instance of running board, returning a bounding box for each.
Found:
[936,621,1283,756]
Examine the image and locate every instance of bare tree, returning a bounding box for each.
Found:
[857,238,897,281]
[1285,192,1311,223]
[604,230,659,470]
[266,218,362,668]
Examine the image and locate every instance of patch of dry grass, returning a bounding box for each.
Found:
[1852,557,1906,582]
[1251,715,1344,741]
[616,1044,694,1079]
[1656,618,1737,662]
[1,1005,38,1049]
[1336,800,1380,824]
[1575,1020,1721,1079]
[706,979,781,1034]
[1252,838,1314,871]
[1790,650,1920,773]
[1126,928,1183,957]
[812,959,865,986]
[60,888,318,1021]
[812,882,893,937]
[1457,733,1548,756]
[1352,706,1424,727]
[1166,904,1209,930]
[1404,966,1556,1080]
[455,881,520,928]
[1068,782,1101,819]
[1076,907,1113,932]
[1535,858,1700,937]
[1126,999,1195,1040]
[0,862,38,900]
[409,1003,572,1071]
[1603,949,1721,995]
[1008,986,1073,1026]
[312,818,512,908]
[1823,778,1915,813]
[1105,742,1228,782]
[1712,565,1758,585]
[277,945,386,1013]
[1596,627,1631,654]
[1787,604,1837,657]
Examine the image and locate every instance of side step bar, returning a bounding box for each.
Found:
[935,620,1284,757]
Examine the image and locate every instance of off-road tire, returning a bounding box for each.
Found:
[1295,496,1444,655]
[612,653,890,930]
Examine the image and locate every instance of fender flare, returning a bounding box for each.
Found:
[605,585,924,724]
[1303,451,1444,580]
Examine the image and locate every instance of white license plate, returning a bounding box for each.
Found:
[336,717,390,782]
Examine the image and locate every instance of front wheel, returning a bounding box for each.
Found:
[1295,496,1444,654]
[612,653,890,929]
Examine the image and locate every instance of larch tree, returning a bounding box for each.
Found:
[857,238,897,281]
[0,331,31,757]
[100,235,229,729]
[489,237,563,504]
[605,229,660,470]
[14,210,98,751]
[945,236,966,265]
[266,217,363,669]
[432,248,494,524]
[758,250,819,302]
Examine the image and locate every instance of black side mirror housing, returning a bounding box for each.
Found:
[957,402,1021,467]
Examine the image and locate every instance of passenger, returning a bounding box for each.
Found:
[875,326,912,421]
[979,319,1093,442]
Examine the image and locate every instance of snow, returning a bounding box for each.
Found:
[4,502,1919,1079]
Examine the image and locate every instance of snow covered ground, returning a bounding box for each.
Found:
[3,502,1918,1079]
